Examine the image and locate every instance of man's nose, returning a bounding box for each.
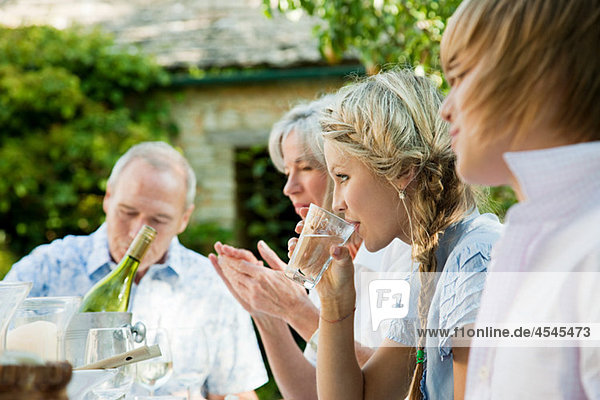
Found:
[129,218,147,238]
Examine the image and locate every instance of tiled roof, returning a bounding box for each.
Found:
[0,0,326,69]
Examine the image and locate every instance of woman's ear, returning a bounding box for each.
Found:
[393,168,417,193]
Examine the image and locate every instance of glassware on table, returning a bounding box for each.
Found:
[0,281,31,351]
[284,203,355,289]
[67,368,119,400]
[177,371,208,400]
[136,328,174,395]
[6,296,80,361]
[65,311,146,368]
[84,327,136,400]
[174,327,209,400]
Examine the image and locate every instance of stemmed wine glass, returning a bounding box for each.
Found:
[177,371,208,400]
[84,327,136,400]
[174,327,210,400]
[136,328,174,396]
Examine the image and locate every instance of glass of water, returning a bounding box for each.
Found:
[285,203,355,289]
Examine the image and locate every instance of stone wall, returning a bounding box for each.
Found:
[168,76,348,228]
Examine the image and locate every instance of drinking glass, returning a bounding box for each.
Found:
[0,281,31,351]
[285,203,355,289]
[136,328,174,395]
[7,296,80,361]
[177,371,208,400]
[174,327,209,400]
[84,327,135,400]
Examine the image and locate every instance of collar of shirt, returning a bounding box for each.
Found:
[503,141,600,223]
[86,224,114,278]
[85,223,184,284]
[142,240,184,287]
[434,208,483,270]
[467,142,600,397]
[136,235,189,291]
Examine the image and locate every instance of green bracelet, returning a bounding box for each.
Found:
[416,349,425,364]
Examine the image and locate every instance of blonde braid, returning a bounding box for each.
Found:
[407,156,474,399]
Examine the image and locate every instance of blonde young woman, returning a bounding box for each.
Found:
[440,0,600,398]
[300,70,502,400]
[209,97,411,399]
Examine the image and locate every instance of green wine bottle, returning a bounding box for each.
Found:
[79,225,157,312]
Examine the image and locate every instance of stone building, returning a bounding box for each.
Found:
[0,0,362,229]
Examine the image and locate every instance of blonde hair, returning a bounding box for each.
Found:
[441,0,600,142]
[321,69,475,399]
[268,95,335,210]
[268,95,334,173]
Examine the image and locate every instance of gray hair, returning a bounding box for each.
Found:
[268,94,334,173]
[107,141,197,208]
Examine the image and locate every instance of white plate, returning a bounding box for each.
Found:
[67,368,119,400]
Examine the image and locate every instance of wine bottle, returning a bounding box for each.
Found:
[79,225,157,312]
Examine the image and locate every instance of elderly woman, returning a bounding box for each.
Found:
[209,95,411,400]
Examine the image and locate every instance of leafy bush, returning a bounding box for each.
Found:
[0,25,174,258]
[235,146,299,259]
[235,146,299,400]
[178,221,235,257]
[264,0,461,81]
[479,186,518,221]
[0,243,16,279]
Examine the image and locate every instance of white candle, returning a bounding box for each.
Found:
[7,320,59,361]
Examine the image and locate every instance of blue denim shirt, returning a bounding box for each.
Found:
[387,211,502,400]
[5,224,268,395]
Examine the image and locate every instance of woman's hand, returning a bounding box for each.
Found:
[209,246,257,316]
[286,206,308,258]
[214,241,262,265]
[315,245,357,318]
[288,208,357,317]
[210,241,311,321]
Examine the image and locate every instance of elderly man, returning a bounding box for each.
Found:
[5,141,267,399]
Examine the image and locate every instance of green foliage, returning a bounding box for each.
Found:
[478,186,518,221]
[263,0,461,82]
[0,243,16,279]
[178,222,235,257]
[235,146,300,400]
[235,146,299,261]
[0,25,174,258]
